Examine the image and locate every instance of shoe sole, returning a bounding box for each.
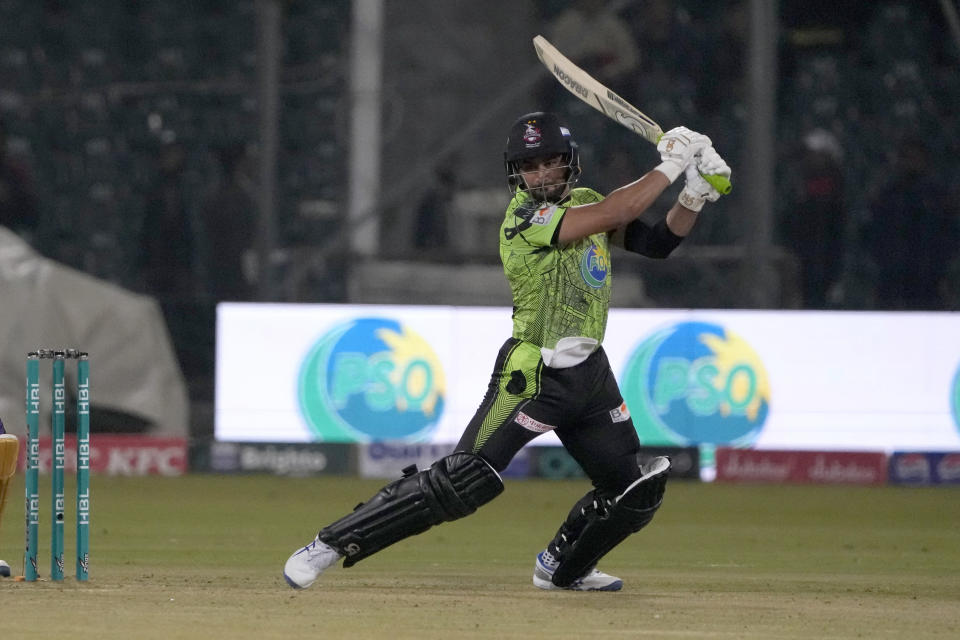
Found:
[534,577,623,591]
[581,578,622,592]
[533,565,556,590]
[283,571,308,589]
[533,562,622,591]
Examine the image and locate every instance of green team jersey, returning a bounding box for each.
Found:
[500,187,612,350]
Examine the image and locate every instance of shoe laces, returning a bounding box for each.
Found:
[539,550,560,571]
[301,539,332,566]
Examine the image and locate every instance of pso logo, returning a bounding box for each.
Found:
[580,242,609,289]
[297,318,446,442]
[621,321,770,447]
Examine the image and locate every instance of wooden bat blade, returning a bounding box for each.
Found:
[533,34,662,145]
[532,34,732,195]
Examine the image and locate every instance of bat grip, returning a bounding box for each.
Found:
[703,173,732,195]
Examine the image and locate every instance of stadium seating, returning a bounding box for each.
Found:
[0,0,349,292]
[0,0,955,310]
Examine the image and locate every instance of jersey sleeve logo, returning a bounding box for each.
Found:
[503,202,537,239]
[504,202,562,240]
[530,205,557,226]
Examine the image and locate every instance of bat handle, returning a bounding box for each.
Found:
[703,173,732,195]
[653,133,733,195]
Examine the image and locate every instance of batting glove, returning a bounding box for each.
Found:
[698,146,731,190]
[678,147,731,212]
[655,126,711,184]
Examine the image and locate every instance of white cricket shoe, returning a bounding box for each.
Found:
[283,535,342,589]
[532,550,623,591]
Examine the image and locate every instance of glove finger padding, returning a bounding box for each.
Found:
[679,162,720,209]
[698,146,731,179]
[656,127,713,183]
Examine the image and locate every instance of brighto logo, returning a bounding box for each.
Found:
[620,321,770,447]
[297,318,446,442]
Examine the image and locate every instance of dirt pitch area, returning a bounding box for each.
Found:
[1,474,957,639]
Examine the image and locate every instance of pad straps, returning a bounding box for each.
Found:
[319,452,503,567]
[550,456,670,587]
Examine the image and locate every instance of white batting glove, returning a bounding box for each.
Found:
[698,146,731,188]
[678,147,731,212]
[655,126,711,184]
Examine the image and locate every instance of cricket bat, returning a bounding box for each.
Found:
[533,34,732,194]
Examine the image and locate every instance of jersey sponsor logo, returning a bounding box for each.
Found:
[609,402,631,423]
[579,242,609,288]
[531,205,557,226]
[514,411,555,433]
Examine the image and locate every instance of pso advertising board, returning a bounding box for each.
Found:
[215,304,960,454]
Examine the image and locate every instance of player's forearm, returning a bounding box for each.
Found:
[556,170,672,244]
[603,170,672,227]
[665,200,699,237]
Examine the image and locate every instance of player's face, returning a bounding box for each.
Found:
[519,154,568,202]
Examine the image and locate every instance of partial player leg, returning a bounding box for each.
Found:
[544,455,670,589]
[532,489,625,591]
[534,356,671,590]
[283,452,503,589]
[283,339,545,590]
[455,338,546,470]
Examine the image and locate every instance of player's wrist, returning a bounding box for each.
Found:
[654,161,683,184]
[678,186,705,212]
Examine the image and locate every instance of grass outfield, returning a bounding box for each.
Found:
[1,474,958,639]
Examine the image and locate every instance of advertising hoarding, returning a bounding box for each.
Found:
[215,304,960,455]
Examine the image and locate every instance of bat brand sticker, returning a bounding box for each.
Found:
[553,64,589,98]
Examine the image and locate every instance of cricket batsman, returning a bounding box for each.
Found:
[284,112,730,591]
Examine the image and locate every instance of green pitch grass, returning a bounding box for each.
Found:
[1,473,958,639]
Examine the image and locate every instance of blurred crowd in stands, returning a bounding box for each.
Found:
[528,0,960,311]
[0,0,351,429]
[1,0,959,417]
